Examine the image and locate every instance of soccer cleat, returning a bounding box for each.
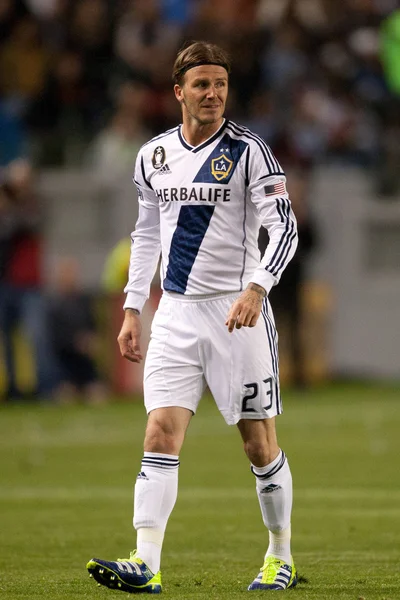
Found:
[248,555,298,591]
[86,550,162,594]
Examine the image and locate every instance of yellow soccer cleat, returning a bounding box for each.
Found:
[87,550,162,594]
[248,555,297,591]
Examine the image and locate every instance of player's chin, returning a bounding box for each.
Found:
[199,109,223,123]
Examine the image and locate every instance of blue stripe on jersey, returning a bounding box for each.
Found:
[226,123,285,177]
[193,133,248,185]
[266,198,296,277]
[163,205,215,293]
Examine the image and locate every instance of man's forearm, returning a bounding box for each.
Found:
[125,308,140,316]
[247,282,267,297]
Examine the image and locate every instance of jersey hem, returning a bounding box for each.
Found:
[163,290,240,302]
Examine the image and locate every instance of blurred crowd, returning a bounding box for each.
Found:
[0,0,399,184]
[1,0,400,400]
[0,160,106,402]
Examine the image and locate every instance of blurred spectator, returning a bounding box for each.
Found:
[48,257,107,405]
[85,80,150,180]
[28,0,71,53]
[102,237,130,294]
[0,159,57,400]
[259,168,317,388]
[0,15,50,111]
[114,0,180,84]
[113,0,181,132]
[160,0,194,25]
[243,91,279,145]
[25,0,60,20]
[260,23,309,95]
[380,9,400,95]
[0,0,28,45]
[67,0,113,115]
[377,10,400,194]
[0,0,397,177]
[0,97,26,166]
[26,49,93,165]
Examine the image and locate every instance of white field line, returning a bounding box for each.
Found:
[0,424,234,448]
[0,487,400,503]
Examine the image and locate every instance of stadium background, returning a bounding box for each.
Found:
[1,0,400,396]
[0,0,400,392]
[1,3,400,599]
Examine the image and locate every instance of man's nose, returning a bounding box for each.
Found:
[206,85,217,97]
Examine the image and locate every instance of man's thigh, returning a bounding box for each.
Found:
[144,296,206,415]
[200,296,281,425]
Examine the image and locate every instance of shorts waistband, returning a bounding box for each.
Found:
[164,290,240,303]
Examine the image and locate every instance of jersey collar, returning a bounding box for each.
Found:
[178,119,229,153]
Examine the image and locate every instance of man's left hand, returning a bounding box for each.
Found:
[225,283,266,333]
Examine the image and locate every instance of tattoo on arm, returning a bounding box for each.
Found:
[247,282,267,298]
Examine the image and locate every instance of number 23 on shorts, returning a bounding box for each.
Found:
[241,377,275,414]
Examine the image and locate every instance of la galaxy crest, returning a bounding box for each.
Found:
[152,146,166,169]
[211,154,233,181]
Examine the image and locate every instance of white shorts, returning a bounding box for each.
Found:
[144,291,282,425]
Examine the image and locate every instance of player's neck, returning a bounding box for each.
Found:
[181,117,224,147]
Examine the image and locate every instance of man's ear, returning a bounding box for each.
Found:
[174,84,183,103]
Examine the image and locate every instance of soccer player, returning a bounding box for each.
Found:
[87,41,298,593]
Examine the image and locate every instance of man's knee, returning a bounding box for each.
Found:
[238,417,279,467]
[143,407,191,454]
[244,439,274,466]
[144,420,176,454]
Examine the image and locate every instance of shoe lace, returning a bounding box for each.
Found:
[116,551,160,579]
[117,550,138,562]
[261,557,283,584]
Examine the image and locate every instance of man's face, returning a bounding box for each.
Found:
[174,65,228,126]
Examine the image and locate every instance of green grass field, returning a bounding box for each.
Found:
[1,383,399,600]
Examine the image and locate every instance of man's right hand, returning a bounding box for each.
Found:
[117,309,143,363]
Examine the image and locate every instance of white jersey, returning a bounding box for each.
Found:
[124,119,298,312]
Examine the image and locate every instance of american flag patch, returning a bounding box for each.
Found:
[264,182,286,196]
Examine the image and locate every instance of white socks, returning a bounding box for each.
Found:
[133,452,179,574]
[133,449,292,572]
[252,449,293,563]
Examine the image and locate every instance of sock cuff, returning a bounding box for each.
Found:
[142,452,180,470]
[137,527,165,546]
[251,450,286,479]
